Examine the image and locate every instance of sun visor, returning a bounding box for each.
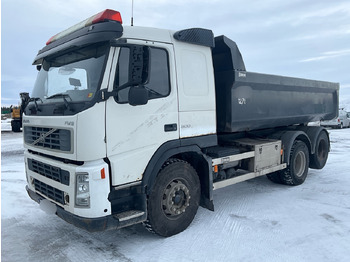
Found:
[174,28,215,48]
[33,20,123,64]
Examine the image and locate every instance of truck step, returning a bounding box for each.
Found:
[114,210,145,222]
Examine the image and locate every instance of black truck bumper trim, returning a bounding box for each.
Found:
[26,186,147,232]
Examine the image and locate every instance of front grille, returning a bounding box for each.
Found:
[24,126,71,152]
[28,159,70,186]
[34,179,65,205]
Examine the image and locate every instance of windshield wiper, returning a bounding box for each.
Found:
[46,93,72,100]
[46,93,73,112]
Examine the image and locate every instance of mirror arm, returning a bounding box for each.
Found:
[97,83,133,102]
[98,89,117,102]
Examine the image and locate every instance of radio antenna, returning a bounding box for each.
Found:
[131,0,134,26]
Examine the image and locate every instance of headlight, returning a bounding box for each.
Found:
[75,173,90,207]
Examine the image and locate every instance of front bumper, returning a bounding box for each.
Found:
[26,186,147,232]
[25,150,112,218]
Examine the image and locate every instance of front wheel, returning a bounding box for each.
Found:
[144,159,200,237]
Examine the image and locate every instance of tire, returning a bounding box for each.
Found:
[144,159,200,237]
[11,121,21,132]
[280,140,309,186]
[309,131,329,169]
[266,171,283,184]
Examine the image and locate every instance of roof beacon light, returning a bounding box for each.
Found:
[87,9,122,25]
[46,9,122,45]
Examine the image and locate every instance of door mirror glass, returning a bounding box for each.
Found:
[128,86,148,106]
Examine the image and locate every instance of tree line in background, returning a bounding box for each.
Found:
[1,106,15,114]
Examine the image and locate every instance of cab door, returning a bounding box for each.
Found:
[105,41,179,186]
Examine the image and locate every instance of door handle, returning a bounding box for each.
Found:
[164,123,177,132]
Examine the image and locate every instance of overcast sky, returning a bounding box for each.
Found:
[1,0,350,106]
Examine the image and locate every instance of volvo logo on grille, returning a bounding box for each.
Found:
[32,128,58,146]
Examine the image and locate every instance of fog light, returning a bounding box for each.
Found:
[75,173,90,207]
[64,193,70,204]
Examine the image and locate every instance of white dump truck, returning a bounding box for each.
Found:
[24,9,339,237]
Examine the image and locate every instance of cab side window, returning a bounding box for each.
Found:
[115,46,170,103]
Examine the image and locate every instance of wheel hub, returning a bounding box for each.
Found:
[162,180,190,216]
[294,151,306,177]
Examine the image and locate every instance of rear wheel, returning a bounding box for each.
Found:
[267,140,309,186]
[11,121,21,132]
[280,140,309,185]
[144,159,200,237]
[266,171,283,184]
[309,131,329,169]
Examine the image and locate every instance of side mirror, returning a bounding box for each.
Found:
[20,93,30,110]
[128,46,149,86]
[128,86,148,106]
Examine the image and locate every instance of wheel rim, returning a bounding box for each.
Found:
[162,180,190,217]
[294,151,306,177]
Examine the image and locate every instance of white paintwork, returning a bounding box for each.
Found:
[76,103,106,161]
[105,41,179,186]
[179,110,216,138]
[172,39,217,138]
[25,151,111,218]
[74,47,114,160]
[122,26,173,43]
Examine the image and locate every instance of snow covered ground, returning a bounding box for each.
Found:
[1,118,12,132]
[2,126,350,262]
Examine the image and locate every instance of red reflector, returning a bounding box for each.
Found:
[101,168,106,179]
[91,9,122,25]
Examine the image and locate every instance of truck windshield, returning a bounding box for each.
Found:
[31,43,109,109]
